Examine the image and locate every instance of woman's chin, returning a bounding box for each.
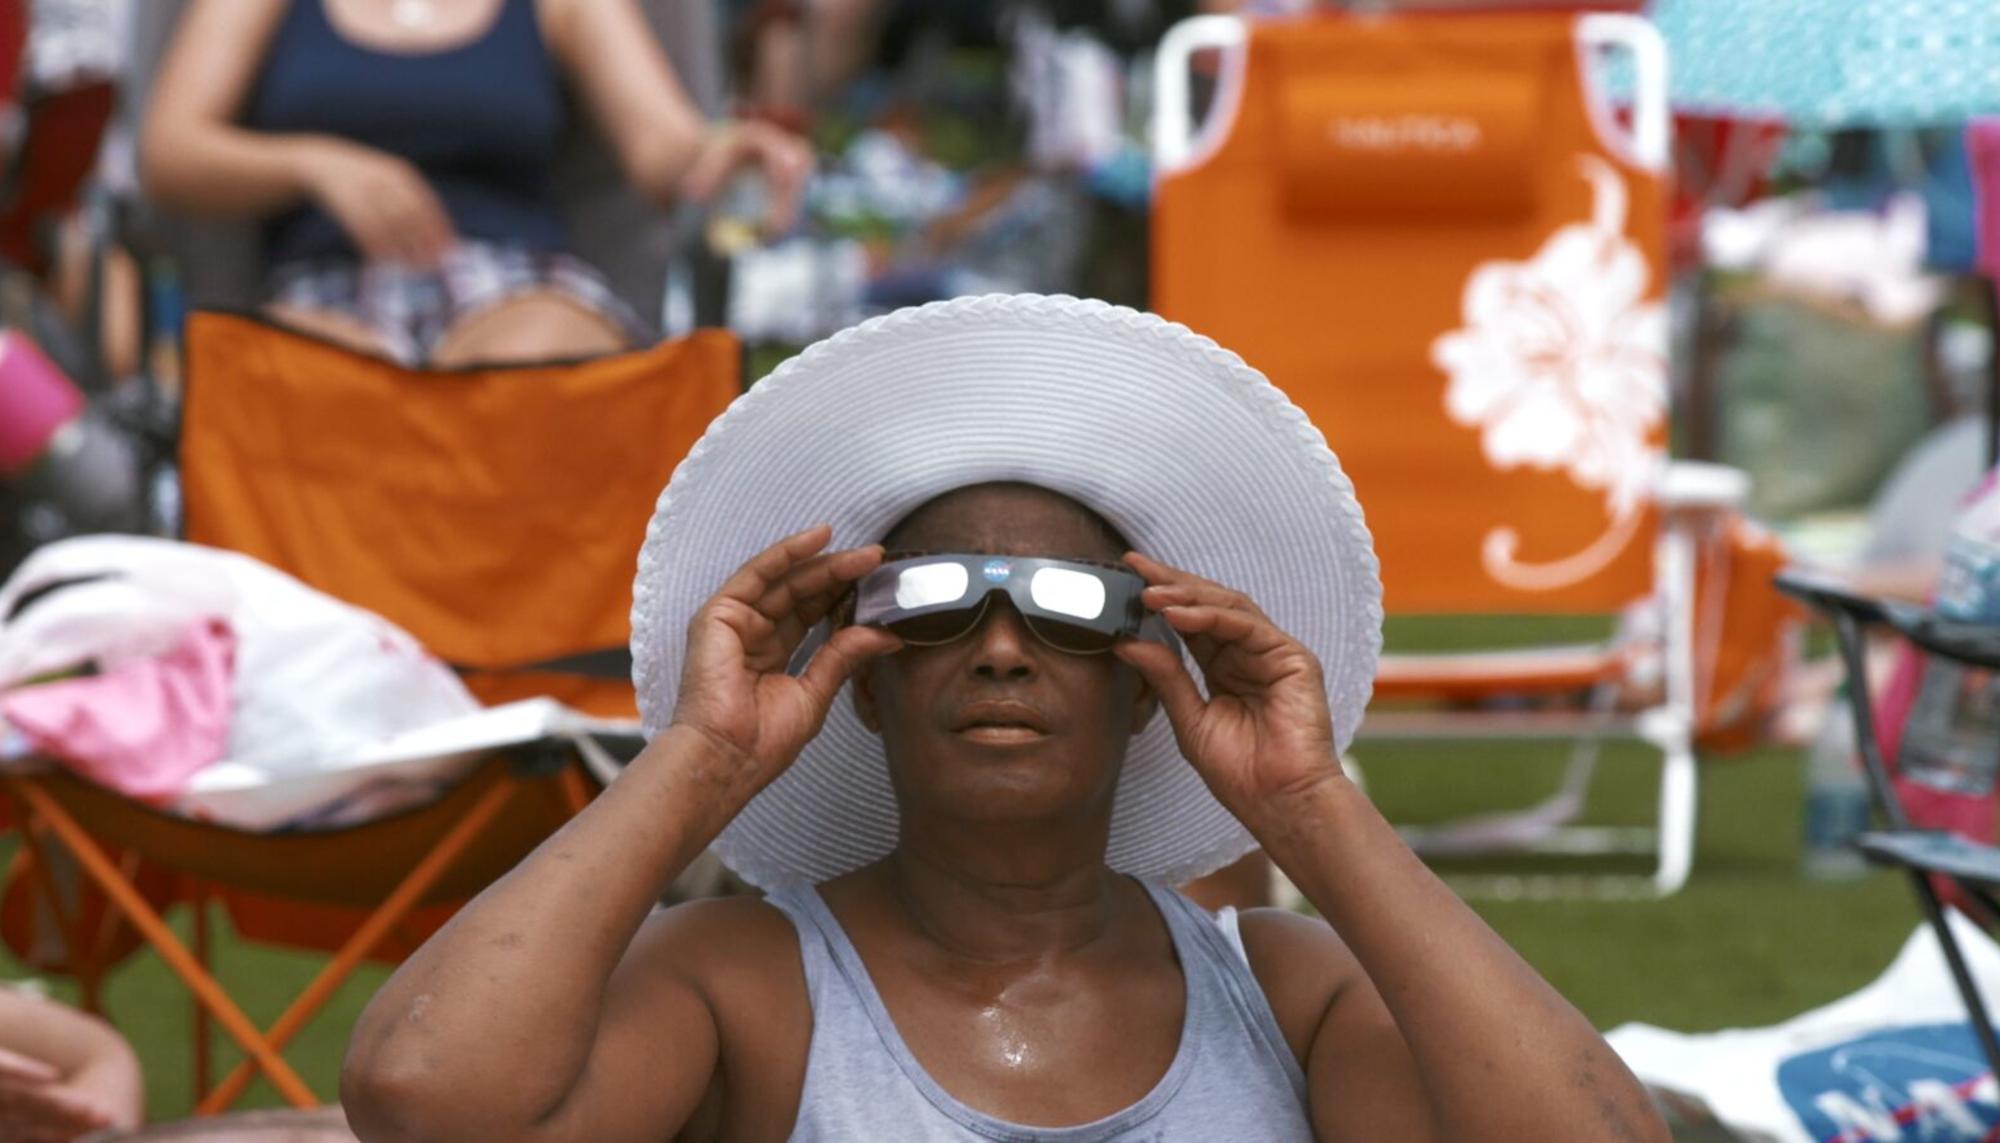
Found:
[918,763,1113,823]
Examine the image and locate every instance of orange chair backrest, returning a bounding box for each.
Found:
[180,312,740,716]
[1156,12,1669,616]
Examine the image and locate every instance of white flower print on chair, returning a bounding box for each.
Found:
[1430,155,1667,591]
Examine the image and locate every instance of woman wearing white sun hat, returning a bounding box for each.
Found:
[343,295,1666,1142]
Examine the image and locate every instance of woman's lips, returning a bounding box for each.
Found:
[950,700,1052,745]
[956,725,1049,746]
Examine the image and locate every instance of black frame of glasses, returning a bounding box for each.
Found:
[846,551,1154,654]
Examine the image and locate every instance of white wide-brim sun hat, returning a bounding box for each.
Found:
[632,294,1381,890]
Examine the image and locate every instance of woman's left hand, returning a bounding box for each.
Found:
[1113,553,1343,826]
[680,119,814,236]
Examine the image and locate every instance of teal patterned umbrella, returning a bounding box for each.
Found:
[1649,0,2000,126]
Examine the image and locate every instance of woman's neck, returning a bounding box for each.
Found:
[880,841,1130,965]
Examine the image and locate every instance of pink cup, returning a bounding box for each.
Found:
[0,330,83,478]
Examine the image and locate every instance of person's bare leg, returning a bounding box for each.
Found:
[265,303,403,360]
[428,291,628,369]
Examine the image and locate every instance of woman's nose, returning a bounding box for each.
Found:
[969,596,1037,680]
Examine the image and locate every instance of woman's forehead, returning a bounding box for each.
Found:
[886,483,1125,559]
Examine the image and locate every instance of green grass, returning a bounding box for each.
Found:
[1363,740,1918,1032]
[1,739,1927,1121]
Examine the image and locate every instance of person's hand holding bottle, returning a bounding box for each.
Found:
[682,119,814,248]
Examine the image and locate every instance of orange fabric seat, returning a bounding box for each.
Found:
[2,312,740,1111]
[19,761,571,908]
[179,312,739,715]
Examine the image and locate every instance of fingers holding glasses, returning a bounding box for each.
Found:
[1122,552,1314,689]
[794,621,903,711]
[1153,605,1305,692]
[703,526,882,662]
[715,524,837,606]
[1123,552,1237,673]
[1125,552,1271,619]
[1113,632,1208,735]
[677,531,902,778]
[751,543,883,649]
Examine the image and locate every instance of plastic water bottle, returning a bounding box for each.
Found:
[1899,475,2000,796]
[1802,685,1871,880]
[705,172,771,258]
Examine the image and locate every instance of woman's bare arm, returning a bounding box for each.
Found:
[139,0,319,215]
[1255,784,1665,1142]
[341,726,746,1141]
[538,0,706,203]
[1115,552,1668,1143]
[543,0,813,229]
[342,528,899,1141]
[140,0,455,265]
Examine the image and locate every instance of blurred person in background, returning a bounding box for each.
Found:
[721,0,1188,342]
[0,986,143,1143]
[140,0,812,367]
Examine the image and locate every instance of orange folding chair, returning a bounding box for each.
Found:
[0,311,740,1110]
[1153,9,1754,897]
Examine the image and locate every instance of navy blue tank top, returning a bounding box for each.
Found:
[243,0,570,266]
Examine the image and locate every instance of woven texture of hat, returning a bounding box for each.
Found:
[632,295,1382,889]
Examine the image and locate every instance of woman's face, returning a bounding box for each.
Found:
[853,484,1156,828]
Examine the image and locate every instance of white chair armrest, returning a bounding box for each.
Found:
[1660,460,1751,513]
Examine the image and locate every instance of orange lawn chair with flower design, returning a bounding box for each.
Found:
[1152,8,1785,897]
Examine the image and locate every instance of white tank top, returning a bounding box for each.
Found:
[767,880,1315,1141]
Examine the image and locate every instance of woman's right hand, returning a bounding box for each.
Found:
[669,525,902,794]
[297,138,457,268]
[0,1047,113,1143]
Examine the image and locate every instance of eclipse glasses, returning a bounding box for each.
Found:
[847,552,1170,655]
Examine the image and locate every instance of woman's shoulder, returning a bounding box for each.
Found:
[618,896,812,1141]
[635,894,808,986]
[636,897,813,1055]
[1233,907,1364,1066]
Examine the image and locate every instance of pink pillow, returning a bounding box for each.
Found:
[1,618,236,801]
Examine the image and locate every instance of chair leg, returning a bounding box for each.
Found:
[1910,871,2000,1079]
[1653,518,1701,897]
[17,819,96,1000]
[199,775,520,1113]
[1652,738,1697,897]
[1399,735,1606,857]
[191,877,212,1104]
[558,765,592,816]
[81,850,143,998]
[17,823,70,940]
[1405,721,1697,901]
[3,776,319,1109]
